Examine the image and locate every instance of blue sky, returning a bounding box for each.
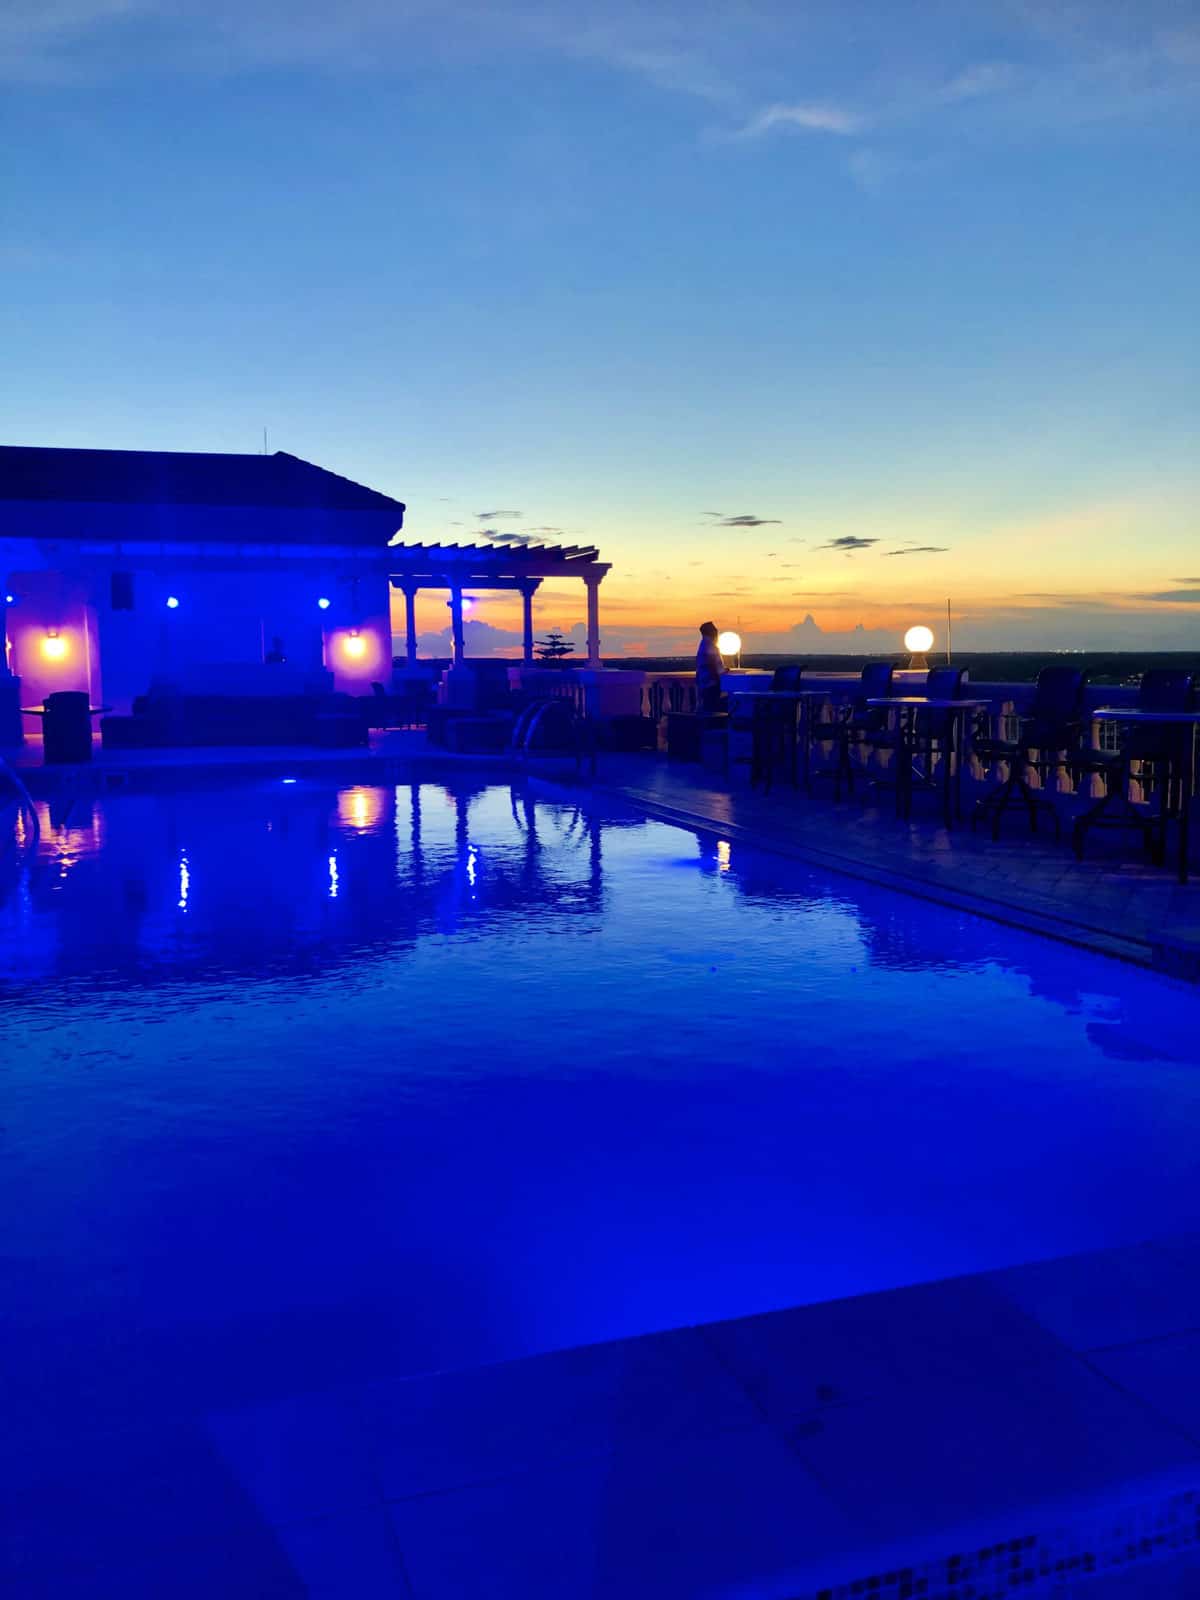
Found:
[2,0,1198,653]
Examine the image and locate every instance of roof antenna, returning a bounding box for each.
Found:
[946,597,953,664]
[263,427,268,455]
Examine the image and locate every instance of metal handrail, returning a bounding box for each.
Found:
[1,755,40,853]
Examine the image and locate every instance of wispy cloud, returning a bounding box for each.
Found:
[477,508,521,519]
[816,535,878,552]
[886,544,949,556]
[727,102,862,141]
[701,512,782,527]
[1143,589,1200,603]
[940,61,1020,103]
[480,529,538,546]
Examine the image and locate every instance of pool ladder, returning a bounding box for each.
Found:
[0,755,40,856]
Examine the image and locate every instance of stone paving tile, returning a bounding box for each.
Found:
[784,1355,1200,1557]
[1088,1331,1200,1450]
[362,1327,758,1503]
[1066,1549,1200,1597]
[700,1273,1067,1418]
[0,1422,303,1599]
[274,1506,412,1598]
[208,1386,380,1525]
[387,1424,862,1600]
[986,1241,1200,1352]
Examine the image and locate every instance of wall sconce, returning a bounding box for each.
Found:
[42,629,68,660]
[166,596,180,610]
[317,597,331,610]
[343,629,367,659]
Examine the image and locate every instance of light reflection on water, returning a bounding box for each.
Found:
[2,777,1200,1460]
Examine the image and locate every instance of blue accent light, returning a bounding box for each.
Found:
[166,596,180,609]
[317,597,331,610]
[4,594,14,605]
[281,778,297,785]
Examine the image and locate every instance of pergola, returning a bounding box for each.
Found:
[387,541,611,668]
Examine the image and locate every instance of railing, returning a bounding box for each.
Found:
[724,679,1177,808]
[639,674,697,719]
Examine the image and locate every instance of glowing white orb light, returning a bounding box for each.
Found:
[717,630,742,658]
[317,597,331,610]
[166,595,180,609]
[904,625,934,655]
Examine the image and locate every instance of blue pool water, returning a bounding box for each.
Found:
[3,776,1200,1467]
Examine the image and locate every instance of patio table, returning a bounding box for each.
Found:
[1077,707,1200,884]
[867,697,990,829]
[738,688,834,791]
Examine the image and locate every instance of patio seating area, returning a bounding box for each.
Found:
[705,661,1200,882]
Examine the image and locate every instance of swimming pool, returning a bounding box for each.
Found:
[4,775,1200,1472]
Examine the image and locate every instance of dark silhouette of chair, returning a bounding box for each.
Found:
[809,662,895,799]
[868,667,968,819]
[1072,669,1196,867]
[972,667,1090,839]
[749,664,810,789]
[770,663,807,692]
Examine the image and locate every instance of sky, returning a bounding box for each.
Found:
[2,0,1198,657]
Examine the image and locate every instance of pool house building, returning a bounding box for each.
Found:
[0,445,620,750]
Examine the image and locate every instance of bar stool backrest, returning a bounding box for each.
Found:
[914,666,967,738]
[1137,669,1196,713]
[924,666,966,700]
[1019,665,1089,753]
[771,663,806,691]
[848,661,894,729]
[1131,669,1196,762]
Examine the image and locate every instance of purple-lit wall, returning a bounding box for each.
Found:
[1,492,404,711]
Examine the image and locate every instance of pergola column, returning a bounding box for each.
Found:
[449,583,466,666]
[401,583,418,666]
[520,579,540,665]
[584,572,603,668]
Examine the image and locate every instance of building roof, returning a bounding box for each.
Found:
[0,446,405,517]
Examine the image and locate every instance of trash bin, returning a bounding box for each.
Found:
[42,690,94,764]
[0,672,21,748]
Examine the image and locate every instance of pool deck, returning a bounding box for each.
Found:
[8,1236,1200,1597]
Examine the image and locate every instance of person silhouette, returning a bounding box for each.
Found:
[695,621,723,713]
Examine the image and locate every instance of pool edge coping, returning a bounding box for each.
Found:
[572,777,1179,979]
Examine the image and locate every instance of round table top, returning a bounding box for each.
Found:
[1092,706,1200,723]
[20,704,109,716]
[866,696,990,709]
[741,688,835,700]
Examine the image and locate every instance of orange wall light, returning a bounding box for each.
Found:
[41,630,68,660]
[343,629,367,660]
